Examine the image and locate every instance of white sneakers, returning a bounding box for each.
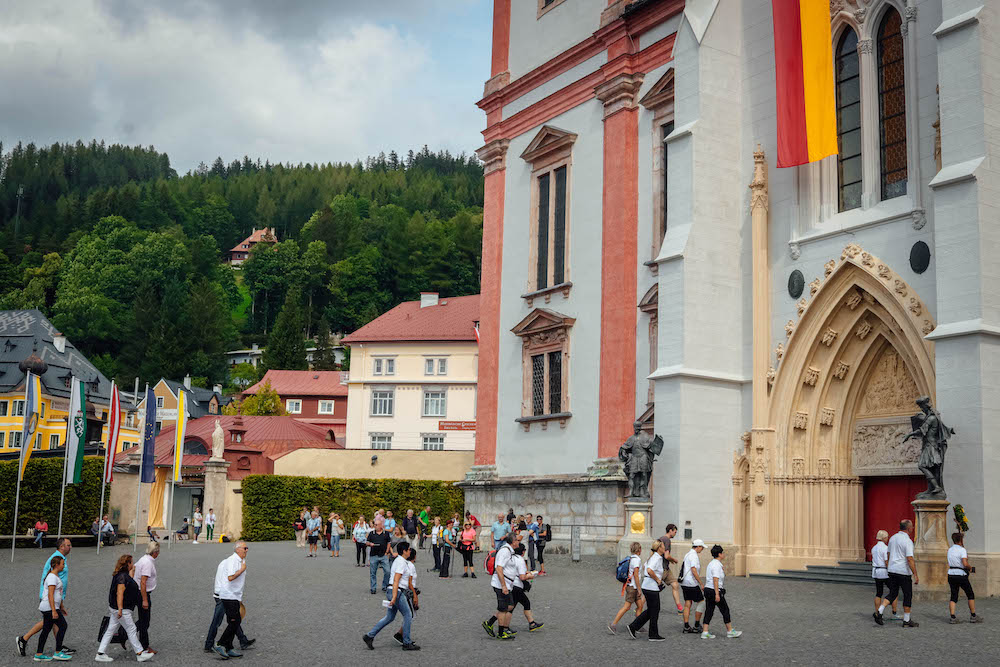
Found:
[192,540,198,545]
[93,655,112,662]
[137,650,155,662]
[726,629,743,638]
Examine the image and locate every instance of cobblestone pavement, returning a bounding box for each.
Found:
[1,540,995,665]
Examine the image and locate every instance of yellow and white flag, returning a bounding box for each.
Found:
[172,389,188,482]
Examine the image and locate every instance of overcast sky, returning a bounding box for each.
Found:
[0,0,492,172]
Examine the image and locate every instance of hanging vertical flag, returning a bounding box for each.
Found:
[65,377,88,484]
[140,387,157,483]
[771,0,837,167]
[17,371,42,481]
[172,389,188,483]
[474,322,480,344]
[103,383,120,483]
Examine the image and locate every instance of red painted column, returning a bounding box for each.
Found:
[491,0,511,77]
[595,71,643,459]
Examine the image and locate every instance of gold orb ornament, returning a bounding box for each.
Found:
[630,512,645,535]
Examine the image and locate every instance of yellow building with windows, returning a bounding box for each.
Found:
[343,293,479,451]
[0,310,141,458]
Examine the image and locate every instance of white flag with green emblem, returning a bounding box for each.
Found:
[65,377,87,484]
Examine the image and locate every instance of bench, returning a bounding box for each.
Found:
[0,534,98,548]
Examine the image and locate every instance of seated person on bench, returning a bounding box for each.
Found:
[98,515,116,546]
[176,518,191,540]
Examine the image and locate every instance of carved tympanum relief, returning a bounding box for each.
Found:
[857,346,920,417]
[853,422,920,471]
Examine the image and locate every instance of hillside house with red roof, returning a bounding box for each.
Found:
[228,227,277,265]
[342,292,479,451]
[243,369,349,441]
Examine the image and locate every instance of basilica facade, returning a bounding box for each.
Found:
[464,0,998,595]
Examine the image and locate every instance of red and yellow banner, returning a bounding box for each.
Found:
[772,0,838,167]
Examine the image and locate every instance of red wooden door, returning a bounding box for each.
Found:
[862,476,924,560]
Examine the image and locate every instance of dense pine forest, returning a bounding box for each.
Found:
[0,140,484,389]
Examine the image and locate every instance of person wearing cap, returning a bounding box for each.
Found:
[680,539,706,634]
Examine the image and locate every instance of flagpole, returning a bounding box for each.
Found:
[10,477,22,563]
[97,381,115,556]
[56,421,69,541]
[132,383,149,553]
[11,371,32,563]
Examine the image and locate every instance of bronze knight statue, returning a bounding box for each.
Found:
[618,421,663,499]
[902,396,955,500]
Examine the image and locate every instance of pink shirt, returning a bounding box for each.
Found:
[35,521,48,532]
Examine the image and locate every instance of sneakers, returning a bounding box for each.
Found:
[94,655,113,663]
[700,631,716,639]
[137,651,155,662]
[648,635,666,642]
[873,612,884,626]
[970,616,984,624]
[496,630,515,641]
[950,617,962,624]
[212,645,230,659]
[482,621,496,638]
[626,625,637,640]
[393,632,404,646]
[892,613,903,620]
[528,622,544,632]
[682,626,699,634]
[401,643,421,651]
[60,647,76,655]
[32,656,53,663]
[225,649,242,658]
[607,624,617,635]
[51,652,72,661]
[471,573,477,579]
[462,573,469,578]
[362,634,374,651]
[17,636,27,657]
[902,620,919,628]
[694,624,703,633]
[727,629,743,638]
[240,639,256,649]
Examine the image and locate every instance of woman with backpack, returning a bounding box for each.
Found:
[625,540,667,642]
[95,555,153,662]
[534,515,549,576]
[609,542,645,634]
[352,515,370,566]
[294,511,307,549]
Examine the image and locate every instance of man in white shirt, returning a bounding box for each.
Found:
[878,520,919,627]
[362,541,420,651]
[134,541,159,653]
[205,509,217,542]
[212,542,249,658]
[482,534,518,640]
[680,539,706,633]
[193,508,203,544]
[946,532,981,623]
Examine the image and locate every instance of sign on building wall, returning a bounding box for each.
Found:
[438,421,476,431]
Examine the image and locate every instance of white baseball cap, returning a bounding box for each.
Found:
[692,538,705,547]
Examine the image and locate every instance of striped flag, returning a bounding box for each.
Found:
[103,382,120,483]
[140,387,157,483]
[172,389,188,482]
[65,377,87,484]
[771,0,837,167]
[474,323,480,344]
[17,371,42,481]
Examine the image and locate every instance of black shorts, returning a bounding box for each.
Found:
[681,585,704,602]
[493,586,514,612]
[885,573,912,607]
[873,577,888,597]
[512,586,531,611]
[308,535,319,544]
[948,574,975,602]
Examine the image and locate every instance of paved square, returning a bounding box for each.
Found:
[1,540,995,665]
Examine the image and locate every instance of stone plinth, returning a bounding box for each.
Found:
[618,499,654,560]
[912,498,950,600]
[203,459,231,541]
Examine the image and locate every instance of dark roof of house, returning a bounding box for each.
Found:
[160,379,220,419]
[0,310,135,409]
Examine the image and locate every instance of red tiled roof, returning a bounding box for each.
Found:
[229,228,275,253]
[244,370,349,397]
[342,294,480,344]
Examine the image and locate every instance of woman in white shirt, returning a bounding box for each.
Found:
[700,545,741,639]
[609,542,645,634]
[352,516,370,567]
[35,556,70,661]
[870,530,897,619]
[625,540,667,642]
[947,532,981,623]
[510,543,543,631]
[429,517,443,572]
[362,542,419,651]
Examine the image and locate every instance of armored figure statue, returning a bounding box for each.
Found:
[902,396,955,500]
[211,418,225,460]
[618,421,663,499]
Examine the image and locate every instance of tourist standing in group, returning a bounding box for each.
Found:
[328,512,344,557]
[491,513,510,550]
[294,511,307,548]
[526,515,539,570]
[134,541,160,654]
[700,545,742,639]
[871,530,897,621]
[18,538,74,658]
[459,521,478,578]
[34,518,49,549]
[876,520,918,627]
[438,519,456,579]
[609,542,645,634]
[362,541,420,651]
[34,555,70,661]
[506,508,516,524]
[192,507,203,544]
[417,506,431,549]
[306,510,322,558]
[626,540,667,641]
[367,517,392,594]
[384,511,396,532]
[947,532,981,624]
[658,524,683,614]
[534,516,549,576]
[482,533,519,640]
[680,539,706,634]
[210,542,249,659]
[389,526,407,558]
[353,515,370,566]
[429,517,443,571]
[465,511,481,529]
[95,555,152,662]
[402,510,418,544]
[205,509,216,542]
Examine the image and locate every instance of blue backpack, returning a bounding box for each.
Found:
[616,557,632,583]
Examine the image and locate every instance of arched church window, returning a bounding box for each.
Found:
[877,7,907,201]
[835,28,862,212]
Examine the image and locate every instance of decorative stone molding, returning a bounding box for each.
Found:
[639,68,674,111]
[846,290,862,310]
[599,0,629,27]
[775,343,785,362]
[519,126,577,165]
[785,320,796,337]
[894,279,908,297]
[521,281,573,307]
[750,146,769,213]
[594,73,645,118]
[482,70,510,98]
[820,407,836,426]
[792,457,805,475]
[809,278,821,296]
[766,367,775,387]
[853,421,919,473]
[824,260,836,277]
[793,412,808,430]
[911,207,927,230]
[818,458,832,476]
[741,430,752,446]
[841,243,862,260]
[585,457,627,479]
[877,264,891,280]
[796,299,808,316]
[922,320,935,336]
[821,328,838,346]
[904,6,917,22]
[856,347,920,417]
[463,464,499,482]
[860,252,874,267]
[854,7,867,24]
[754,493,765,505]
[834,361,851,380]
[855,320,872,340]
[803,367,820,386]
[511,308,575,429]
[788,242,801,260]
[857,39,872,55]
[908,298,922,316]
[475,138,510,176]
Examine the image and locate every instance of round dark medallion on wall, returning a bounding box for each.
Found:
[909,241,930,274]
[788,270,805,298]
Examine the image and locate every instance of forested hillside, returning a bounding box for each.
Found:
[0,140,484,387]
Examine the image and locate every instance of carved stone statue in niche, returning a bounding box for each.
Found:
[618,420,663,499]
[902,397,955,499]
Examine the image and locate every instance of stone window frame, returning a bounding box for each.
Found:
[537,0,568,19]
[422,388,447,418]
[639,68,675,270]
[520,126,577,306]
[511,308,575,431]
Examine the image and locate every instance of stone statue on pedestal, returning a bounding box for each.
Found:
[618,421,663,499]
[211,418,225,460]
[903,396,955,500]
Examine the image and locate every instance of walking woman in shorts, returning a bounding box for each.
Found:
[95,555,153,662]
[871,530,897,620]
[700,545,742,639]
[459,521,478,578]
[353,515,370,566]
[609,542,645,634]
[34,555,70,662]
[947,532,982,623]
[626,540,667,642]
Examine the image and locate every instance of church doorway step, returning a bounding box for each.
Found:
[862,475,924,560]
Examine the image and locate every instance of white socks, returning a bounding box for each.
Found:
[903,612,910,622]
[878,604,886,615]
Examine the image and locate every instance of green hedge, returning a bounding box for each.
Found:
[0,457,111,536]
[241,475,465,542]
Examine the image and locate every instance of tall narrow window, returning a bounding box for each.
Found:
[836,29,862,212]
[536,173,550,289]
[548,351,562,414]
[552,167,567,285]
[878,8,907,200]
[531,355,545,416]
[660,121,673,240]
